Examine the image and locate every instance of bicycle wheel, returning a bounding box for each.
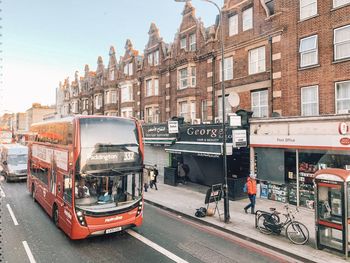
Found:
[286,221,309,245]
[257,214,273,235]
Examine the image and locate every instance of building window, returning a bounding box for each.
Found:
[336,81,350,114]
[333,0,350,8]
[189,33,196,51]
[179,68,188,89]
[243,7,253,31]
[145,79,159,97]
[94,94,102,110]
[154,50,159,65]
[121,85,133,102]
[180,37,186,50]
[145,107,153,123]
[179,101,189,121]
[146,79,152,97]
[217,96,232,122]
[191,67,196,86]
[121,107,133,118]
[154,79,159,96]
[301,85,319,116]
[124,62,133,76]
[178,66,196,89]
[299,35,318,67]
[300,0,317,20]
[229,14,238,36]
[334,25,350,61]
[201,100,208,121]
[251,90,268,117]
[249,46,266,75]
[148,53,153,66]
[220,57,233,81]
[105,91,110,104]
[111,90,117,103]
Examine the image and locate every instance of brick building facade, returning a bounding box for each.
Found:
[56,0,350,123]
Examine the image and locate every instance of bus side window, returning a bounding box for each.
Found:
[63,174,72,204]
[31,163,49,185]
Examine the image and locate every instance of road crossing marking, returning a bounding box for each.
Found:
[126,229,189,263]
[0,184,6,197]
[6,204,19,226]
[22,241,36,263]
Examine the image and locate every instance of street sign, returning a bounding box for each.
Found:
[168,121,179,134]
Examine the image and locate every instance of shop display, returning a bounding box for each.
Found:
[260,183,268,199]
[268,183,288,203]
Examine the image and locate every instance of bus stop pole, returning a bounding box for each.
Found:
[296,149,299,208]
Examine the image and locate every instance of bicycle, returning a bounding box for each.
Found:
[256,205,309,245]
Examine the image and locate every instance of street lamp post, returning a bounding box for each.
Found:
[175,0,230,223]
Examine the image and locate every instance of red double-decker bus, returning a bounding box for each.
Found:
[27,116,144,239]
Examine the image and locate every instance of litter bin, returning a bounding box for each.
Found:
[164,167,177,186]
[227,177,247,200]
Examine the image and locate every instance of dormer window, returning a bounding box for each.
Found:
[148,50,160,66]
[123,62,133,76]
[180,37,187,50]
[243,7,253,31]
[189,33,196,51]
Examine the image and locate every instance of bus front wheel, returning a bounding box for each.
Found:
[53,204,59,227]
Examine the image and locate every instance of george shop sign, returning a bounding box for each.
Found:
[180,124,234,143]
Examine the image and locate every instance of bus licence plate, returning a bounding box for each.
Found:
[105,227,122,234]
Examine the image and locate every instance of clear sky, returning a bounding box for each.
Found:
[2,0,223,114]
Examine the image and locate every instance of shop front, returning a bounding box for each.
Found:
[250,116,350,209]
[142,123,177,182]
[165,123,250,199]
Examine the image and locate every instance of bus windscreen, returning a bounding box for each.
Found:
[79,118,142,174]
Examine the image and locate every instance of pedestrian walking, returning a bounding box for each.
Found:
[244,173,257,214]
[149,165,158,190]
[177,161,188,185]
[143,167,149,192]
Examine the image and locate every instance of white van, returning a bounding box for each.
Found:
[0,144,28,182]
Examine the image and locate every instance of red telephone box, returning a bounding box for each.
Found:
[315,168,350,257]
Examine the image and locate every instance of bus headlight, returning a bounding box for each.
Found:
[75,209,87,226]
[136,200,143,217]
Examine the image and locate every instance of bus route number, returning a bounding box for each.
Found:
[124,152,135,161]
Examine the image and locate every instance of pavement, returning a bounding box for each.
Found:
[144,181,348,263]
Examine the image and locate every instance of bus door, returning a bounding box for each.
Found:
[56,169,73,235]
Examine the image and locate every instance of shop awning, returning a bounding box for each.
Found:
[165,142,223,157]
[143,137,176,145]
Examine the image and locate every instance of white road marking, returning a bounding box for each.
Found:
[6,204,19,226]
[126,229,188,263]
[22,241,37,263]
[0,184,6,197]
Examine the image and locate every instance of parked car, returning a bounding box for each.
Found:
[0,144,28,182]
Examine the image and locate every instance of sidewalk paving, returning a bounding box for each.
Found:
[144,182,348,263]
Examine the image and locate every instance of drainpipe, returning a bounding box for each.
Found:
[212,54,216,123]
[269,36,274,116]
